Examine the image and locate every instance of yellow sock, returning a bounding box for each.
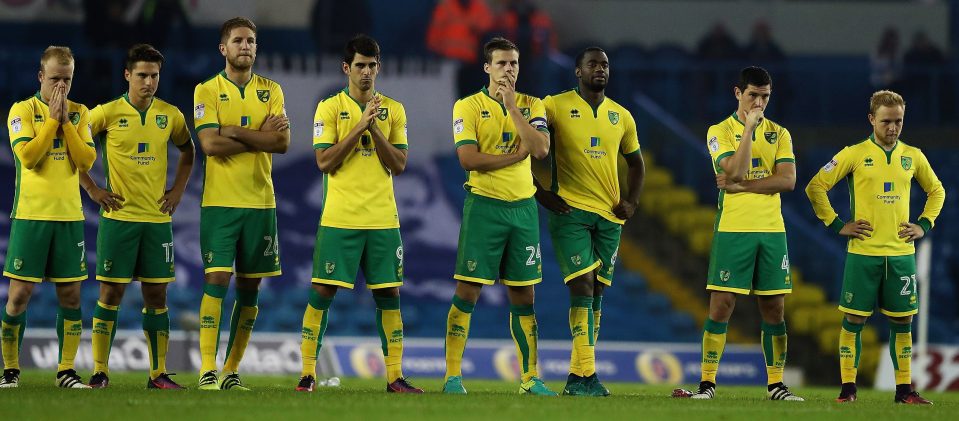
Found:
[223,289,259,373]
[1,310,26,370]
[839,319,863,384]
[301,290,332,377]
[91,301,119,374]
[199,284,227,372]
[890,323,913,386]
[510,304,539,383]
[701,318,727,384]
[143,308,170,379]
[761,321,788,385]
[375,296,404,382]
[444,294,473,379]
[569,296,594,377]
[56,306,83,372]
[593,295,603,344]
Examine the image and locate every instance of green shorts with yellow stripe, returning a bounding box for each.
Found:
[3,218,87,283]
[706,231,792,295]
[453,193,542,287]
[96,216,175,283]
[839,253,918,317]
[547,207,622,285]
[200,207,282,278]
[311,225,403,289]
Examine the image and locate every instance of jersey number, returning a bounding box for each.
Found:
[162,242,174,263]
[900,274,917,296]
[263,235,279,257]
[526,244,541,266]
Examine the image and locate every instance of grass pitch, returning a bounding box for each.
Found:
[1,371,956,420]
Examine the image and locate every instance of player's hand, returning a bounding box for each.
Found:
[840,219,873,240]
[513,136,530,159]
[745,107,764,128]
[158,187,184,215]
[60,84,69,124]
[362,95,382,129]
[715,173,746,192]
[496,75,517,109]
[49,85,65,124]
[534,189,571,214]
[898,222,925,242]
[260,114,289,132]
[613,200,638,220]
[88,187,125,212]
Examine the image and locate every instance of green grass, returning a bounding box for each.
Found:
[1,371,956,420]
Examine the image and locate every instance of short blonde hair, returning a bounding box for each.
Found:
[40,46,74,71]
[869,90,905,115]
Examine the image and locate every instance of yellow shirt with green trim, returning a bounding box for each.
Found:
[193,71,285,208]
[544,88,640,224]
[7,92,95,221]
[312,89,408,229]
[807,136,945,256]
[452,86,548,202]
[90,94,192,223]
[707,113,794,232]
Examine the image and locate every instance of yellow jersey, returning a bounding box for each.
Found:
[312,88,408,229]
[89,94,192,223]
[806,136,945,256]
[707,113,795,232]
[544,88,640,224]
[452,86,548,202]
[7,92,95,221]
[193,71,286,208]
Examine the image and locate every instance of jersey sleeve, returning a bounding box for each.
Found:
[452,99,477,148]
[774,127,795,164]
[620,110,640,156]
[528,97,548,133]
[312,98,338,150]
[389,102,408,150]
[77,105,95,146]
[7,101,34,147]
[170,109,192,147]
[706,124,736,172]
[193,83,219,132]
[805,146,857,233]
[88,104,107,139]
[912,150,945,233]
[542,95,555,133]
[269,83,286,117]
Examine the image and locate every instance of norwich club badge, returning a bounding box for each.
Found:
[13,258,22,271]
[571,255,582,266]
[520,107,531,120]
[377,107,389,121]
[467,260,477,272]
[103,259,112,272]
[719,270,730,282]
[156,115,168,129]
[845,292,854,304]
[69,112,80,125]
[325,262,335,274]
[764,131,778,144]
[608,110,619,125]
[901,156,913,170]
[257,89,270,103]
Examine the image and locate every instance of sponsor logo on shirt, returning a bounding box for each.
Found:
[453,118,464,135]
[864,157,874,167]
[822,158,838,172]
[313,121,324,138]
[877,181,901,204]
[584,136,607,159]
[708,136,719,153]
[570,109,580,118]
[10,117,21,133]
[194,104,205,119]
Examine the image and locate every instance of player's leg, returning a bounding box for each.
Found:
[546,208,598,395]
[445,194,503,393]
[587,216,623,396]
[198,207,243,388]
[90,217,139,387]
[364,229,421,393]
[835,252,882,402]
[1,218,49,388]
[50,220,89,388]
[754,232,801,401]
[299,225,359,391]
[138,221,180,389]
[880,255,929,404]
[502,199,553,396]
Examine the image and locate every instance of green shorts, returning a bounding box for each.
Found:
[839,253,918,317]
[312,225,403,289]
[707,231,792,295]
[200,207,282,278]
[96,217,175,284]
[453,193,542,286]
[3,219,87,283]
[547,208,622,285]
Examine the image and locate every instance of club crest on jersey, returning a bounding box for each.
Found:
[12,258,22,271]
[844,292,854,304]
[69,112,80,125]
[571,255,582,266]
[156,115,168,129]
[764,131,778,144]
[520,107,530,120]
[257,89,270,103]
[608,110,619,125]
[377,107,389,121]
[719,270,730,282]
[901,156,912,170]
[466,260,477,272]
[325,262,335,274]
[103,259,112,272]
[204,251,214,264]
